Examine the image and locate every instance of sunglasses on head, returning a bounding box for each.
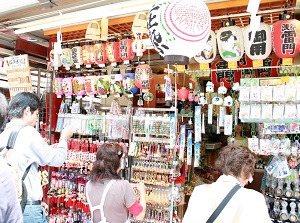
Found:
[117,150,123,159]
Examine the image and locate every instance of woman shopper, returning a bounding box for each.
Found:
[183,144,271,223]
[86,143,146,223]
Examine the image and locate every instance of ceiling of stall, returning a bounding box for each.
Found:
[0,0,297,69]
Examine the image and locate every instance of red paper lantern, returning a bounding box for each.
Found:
[135,64,153,93]
[94,40,108,67]
[106,35,120,66]
[272,15,300,59]
[119,33,134,64]
[178,87,189,101]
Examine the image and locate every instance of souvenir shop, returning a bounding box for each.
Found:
[3,0,300,222]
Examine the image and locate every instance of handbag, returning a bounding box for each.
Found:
[206,184,241,223]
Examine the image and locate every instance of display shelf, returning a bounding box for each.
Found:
[241,119,300,124]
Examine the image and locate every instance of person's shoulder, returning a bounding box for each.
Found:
[240,187,265,200]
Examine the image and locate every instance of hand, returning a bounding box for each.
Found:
[60,126,73,139]
[133,182,146,195]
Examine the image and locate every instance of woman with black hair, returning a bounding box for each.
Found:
[86,143,146,223]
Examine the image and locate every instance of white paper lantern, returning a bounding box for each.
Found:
[194,30,216,64]
[243,22,272,60]
[148,0,211,65]
[217,24,244,62]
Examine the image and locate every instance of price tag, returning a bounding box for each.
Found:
[281,76,290,83]
[228,61,237,68]
[252,59,263,67]
[177,65,186,72]
[200,63,209,70]
[282,58,293,66]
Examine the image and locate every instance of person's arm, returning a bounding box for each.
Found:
[0,163,23,223]
[134,182,146,221]
[21,126,73,167]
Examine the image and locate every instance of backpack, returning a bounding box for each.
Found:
[0,126,32,212]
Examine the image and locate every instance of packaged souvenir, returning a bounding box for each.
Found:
[284,104,297,120]
[260,138,270,155]
[284,84,296,102]
[269,138,281,155]
[260,86,273,102]
[261,104,273,119]
[250,104,261,119]
[248,137,259,154]
[239,104,250,120]
[238,86,250,102]
[273,104,284,119]
[273,85,285,102]
[249,86,261,102]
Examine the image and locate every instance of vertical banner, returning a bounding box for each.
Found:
[208,104,213,124]
[224,115,233,135]
[179,125,186,161]
[187,130,193,165]
[194,142,201,167]
[194,106,202,142]
[219,106,226,127]
[170,114,176,148]
[4,54,32,97]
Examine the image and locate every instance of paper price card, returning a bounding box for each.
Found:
[200,63,209,70]
[282,58,293,66]
[252,59,263,68]
[228,61,237,69]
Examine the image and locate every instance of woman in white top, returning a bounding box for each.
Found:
[183,144,271,223]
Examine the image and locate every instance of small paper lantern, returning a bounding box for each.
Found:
[85,20,101,40]
[194,30,217,64]
[135,64,153,93]
[132,33,147,58]
[62,76,73,96]
[123,67,138,95]
[217,21,244,62]
[148,0,211,65]
[73,75,86,96]
[84,75,98,96]
[82,41,95,67]
[178,87,189,101]
[106,35,120,66]
[53,76,64,97]
[61,45,72,70]
[71,42,83,69]
[119,33,134,64]
[272,14,300,58]
[49,48,62,70]
[110,69,123,96]
[96,73,110,97]
[244,20,272,60]
[94,40,108,67]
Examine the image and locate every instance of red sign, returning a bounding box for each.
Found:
[272,19,300,58]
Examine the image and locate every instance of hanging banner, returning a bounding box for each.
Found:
[187,130,193,165]
[179,124,186,161]
[170,114,176,148]
[4,54,33,97]
[194,142,201,167]
[194,106,202,143]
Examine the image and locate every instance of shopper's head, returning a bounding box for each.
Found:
[8,92,42,126]
[0,92,8,128]
[215,144,257,186]
[89,143,123,182]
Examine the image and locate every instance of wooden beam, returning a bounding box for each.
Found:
[208,0,285,10]
[44,15,135,37]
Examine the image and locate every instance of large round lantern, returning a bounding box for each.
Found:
[272,13,300,59]
[61,44,72,70]
[135,64,153,93]
[106,35,120,67]
[217,21,244,62]
[94,40,108,67]
[194,30,217,64]
[119,33,134,64]
[71,42,83,69]
[243,18,272,60]
[123,67,138,96]
[148,0,211,65]
[82,41,95,68]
